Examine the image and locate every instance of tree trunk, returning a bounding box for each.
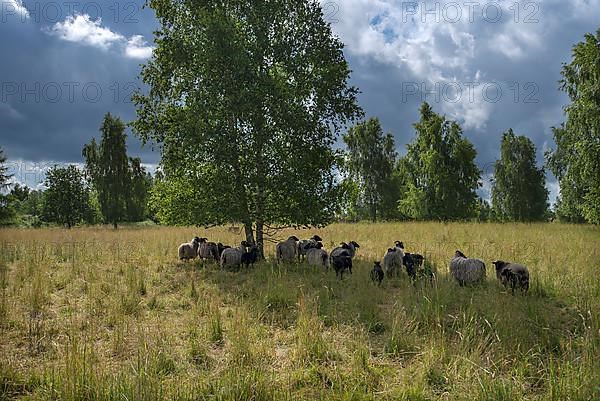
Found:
[113,221,118,230]
[371,202,377,223]
[255,185,265,260]
[255,218,264,260]
[243,223,255,247]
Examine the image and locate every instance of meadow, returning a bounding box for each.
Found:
[1,223,599,400]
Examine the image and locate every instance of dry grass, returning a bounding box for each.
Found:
[0,223,599,400]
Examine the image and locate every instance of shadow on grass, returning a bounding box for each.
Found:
[194,258,584,362]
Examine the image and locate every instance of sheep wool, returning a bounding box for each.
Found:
[450,250,486,286]
[297,235,323,261]
[306,246,329,269]
[383,247,404,277]
[220,242,248,269]
[493,260,530,293]
[331,251,353,280]
[371,262,384,286]
[276,236,299,263]
[198,238,219,261]
[178,237,201,261]
[330,241,360,261]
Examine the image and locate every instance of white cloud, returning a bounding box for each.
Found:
[48,14,124,50]
[1,0,29,19]
[325,0,502,129]
[47,13,154,59]
[125,35,154,59]
[322,0,599,131]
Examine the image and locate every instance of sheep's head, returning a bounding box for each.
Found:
[192,237,201,244]
[312,235,323,242]
[340,242,349,249]
[199,237,208,243]
[455,250,467,258]
[387,248,395,254]
[315,242,323,249]
[373,261,381,268]
[288,235,299,242]
[492,260,508,278]
[350,241,360,248]
[241,240,249,247]
[394,241,404,249]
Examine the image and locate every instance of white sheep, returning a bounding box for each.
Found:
[450,250,486,286]
[382,247,404,277]
[276,236,299,263]
[178,237,201,261]
[306,243,329,269]
[220,241,248,270]
[197,238,219,262]
[297,235,323,261]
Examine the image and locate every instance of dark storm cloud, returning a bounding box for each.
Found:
[0,0,158,164]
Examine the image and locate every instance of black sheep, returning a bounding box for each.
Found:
[331,250,353,280]
[403,253,417,280]
[492,260,529,293]
[241,246,258,268]
[371,261,384,286]
[217,243,231,258]
[404,253,430,283]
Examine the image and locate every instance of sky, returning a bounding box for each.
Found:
[1,0,599,202]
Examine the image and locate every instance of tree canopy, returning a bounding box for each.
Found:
[546,29,600,224]
[84,113,148,228]
[342,118,398,222]
[397,103,481,220]
[133,0,361,255]
[492,129,548,221]
[42,165,90,228]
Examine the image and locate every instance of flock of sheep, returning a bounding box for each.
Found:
[178,235,530,293]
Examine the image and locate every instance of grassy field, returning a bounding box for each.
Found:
[1,223,599,400]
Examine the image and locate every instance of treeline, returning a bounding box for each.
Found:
[340,104,549,222]
[340,30,600,224]
[0,0,598,233]
[0,114,153,228]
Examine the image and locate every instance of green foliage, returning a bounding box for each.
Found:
[132,0,361,253]
[342,118,400,221]
[9,183,29,202]
[475,198,494,222]
[397,103,481,220]
[127,158,152,222]
[12,188,45,228]
[84,113,149,228]
[0,194,15,226]
[491,129,549,221]
[546,29,600,224]
[42,165,90,228]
